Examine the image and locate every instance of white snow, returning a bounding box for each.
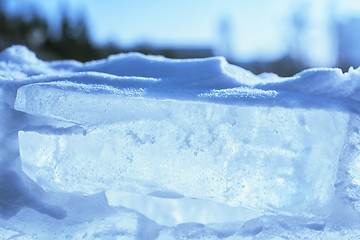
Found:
[1,45,360,239]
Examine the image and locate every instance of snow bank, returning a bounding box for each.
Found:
[1,45,360,239]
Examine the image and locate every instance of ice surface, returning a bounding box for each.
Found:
[1,45,360,238]
[105,190,260,226]
[17,91,349,216]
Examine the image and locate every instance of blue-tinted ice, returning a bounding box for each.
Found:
[0,45,360,239]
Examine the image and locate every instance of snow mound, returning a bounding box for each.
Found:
[1,45,360,239]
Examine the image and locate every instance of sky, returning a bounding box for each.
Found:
[3,0,360,66]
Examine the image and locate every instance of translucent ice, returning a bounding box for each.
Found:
[1,46,360,238]
[17,81,349,216]
[105,190,260,226]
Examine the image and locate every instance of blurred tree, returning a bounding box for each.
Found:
[216,16,233,60]
[0,1,348,76]
[0,0,6,34]
[44,9,97,62]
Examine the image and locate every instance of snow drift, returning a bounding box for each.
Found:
[1,45,360,239]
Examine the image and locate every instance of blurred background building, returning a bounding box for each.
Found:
[0,0,359,76]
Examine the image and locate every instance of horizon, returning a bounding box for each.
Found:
[1,0,360,68]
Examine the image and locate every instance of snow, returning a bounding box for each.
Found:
[1,45,360,239]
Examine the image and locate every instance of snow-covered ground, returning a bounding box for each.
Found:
[1,45,360,239]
